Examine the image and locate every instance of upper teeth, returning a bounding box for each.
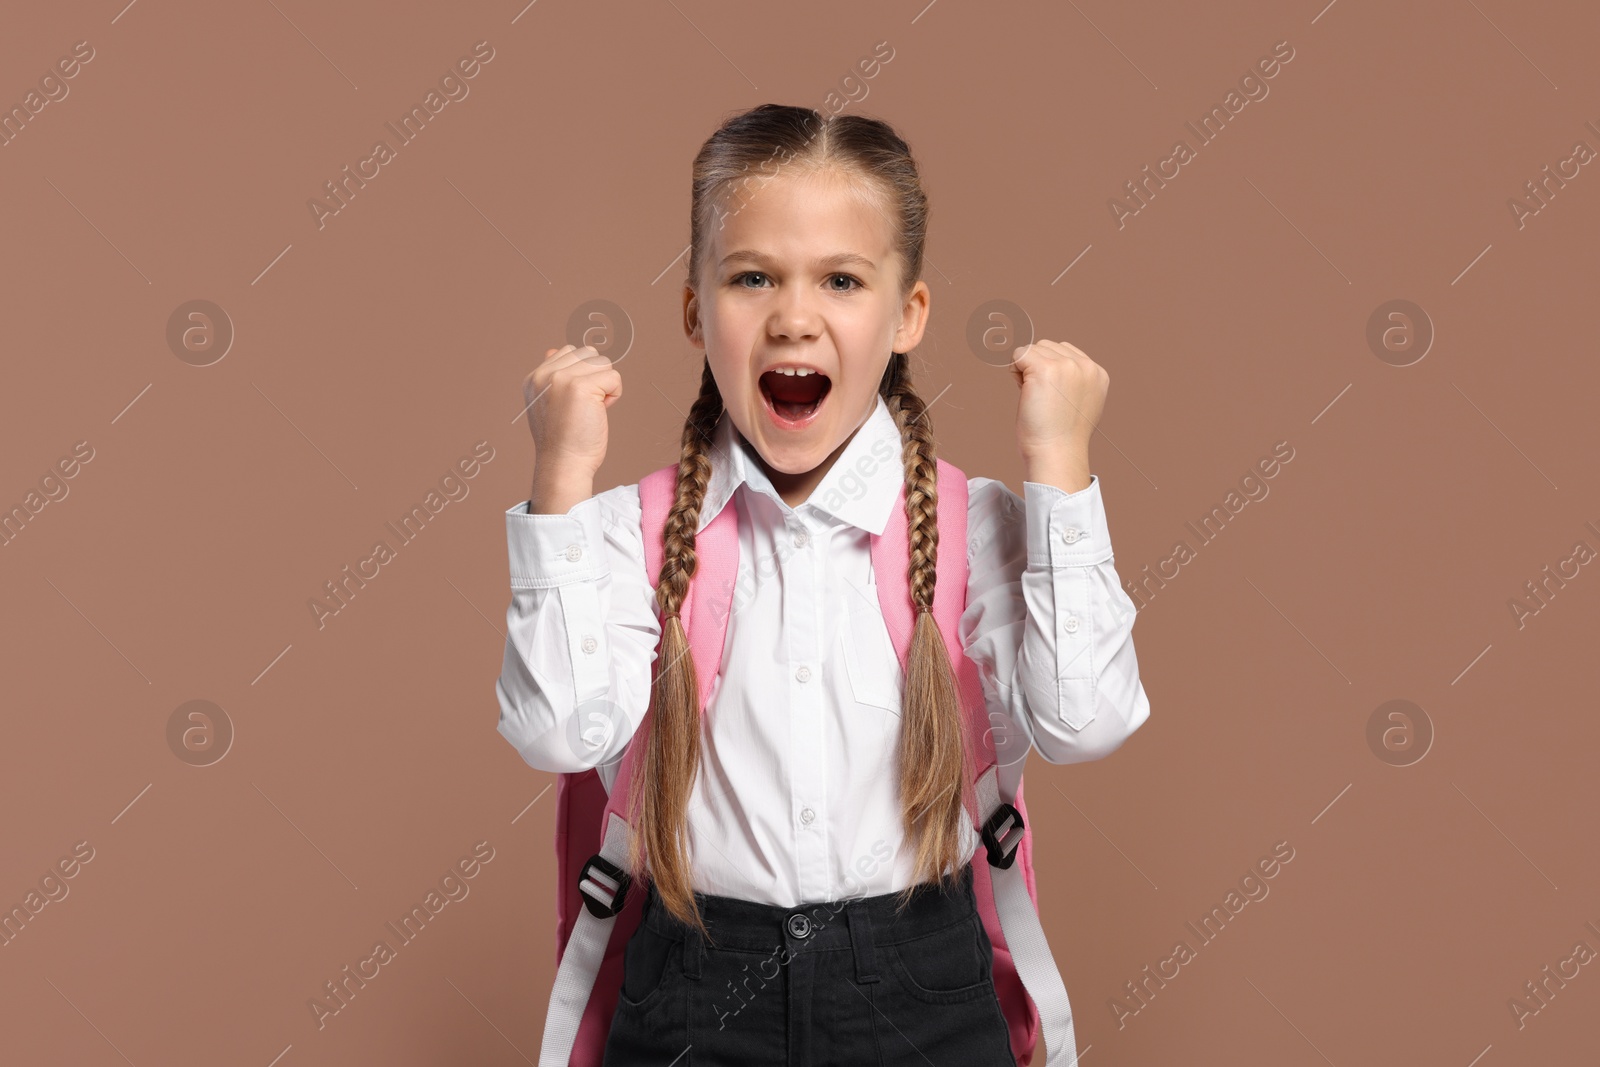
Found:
[774,368,816,376]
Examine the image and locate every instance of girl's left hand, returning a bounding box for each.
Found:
[1009,339,1109,464]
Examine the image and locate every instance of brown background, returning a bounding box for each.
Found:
[3,0,1597,1064]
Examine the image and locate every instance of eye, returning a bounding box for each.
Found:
[827,274,863,292]
[731,271,770,288]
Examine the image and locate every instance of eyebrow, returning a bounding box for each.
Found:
[717,250,878,272]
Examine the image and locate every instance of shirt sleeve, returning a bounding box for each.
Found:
[959,474,1151,765]
[494,483,661,776]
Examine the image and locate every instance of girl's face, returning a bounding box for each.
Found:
[683,167,929,497]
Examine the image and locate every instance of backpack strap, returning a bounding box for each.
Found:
[602,463,739,837]
[868,457,971,673]
[872,460,1067,1064]
[537,463,739,1067]
[977,760,1077,1064]
[905,462,1073,1065]
[637,463,739,710]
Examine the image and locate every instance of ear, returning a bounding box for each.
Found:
[683,285,703,349]
[892,279,931,354]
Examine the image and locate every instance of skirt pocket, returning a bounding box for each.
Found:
[616,923,682,1011]
[882,914,995,1004]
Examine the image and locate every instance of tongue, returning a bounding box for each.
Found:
[763,372,828,418]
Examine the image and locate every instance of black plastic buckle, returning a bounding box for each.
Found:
[578,853,631,918]
[981,802,1025,870]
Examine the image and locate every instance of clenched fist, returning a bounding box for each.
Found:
[1010,339,1108,493]
[523,345,621,513]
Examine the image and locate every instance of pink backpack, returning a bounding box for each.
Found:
[543,459,1050,1065]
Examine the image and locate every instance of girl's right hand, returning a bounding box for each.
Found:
[523,345,622,487]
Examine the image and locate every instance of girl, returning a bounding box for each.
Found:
[498,104,1150,1066]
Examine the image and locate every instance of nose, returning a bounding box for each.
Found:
[767,287,822,342]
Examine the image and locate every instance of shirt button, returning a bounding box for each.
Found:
[1061,527,1081,544]
[581,635,598,653]
[795,665,811,683]
[564,543,583,562]
[800,807,815,824]
[793,528,809,548]
[787,913,813,939]
[1062,616,1079,635]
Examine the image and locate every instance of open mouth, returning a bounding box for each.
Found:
[759,369,832,428]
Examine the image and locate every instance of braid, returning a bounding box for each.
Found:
[881,353,977,911]
[655,359,724,620]
[882,353,941,614]
[628,357,723,939]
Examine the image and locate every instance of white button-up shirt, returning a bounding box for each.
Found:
[496,394,1150,907]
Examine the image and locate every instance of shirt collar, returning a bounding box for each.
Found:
[695,392,905,536]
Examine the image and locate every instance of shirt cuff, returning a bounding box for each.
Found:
[1024,475,1113,567]
[504,495,609,588]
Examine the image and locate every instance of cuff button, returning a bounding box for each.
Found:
[564,543,583,562]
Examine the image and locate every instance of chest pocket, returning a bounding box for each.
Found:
[840,587,903,714]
